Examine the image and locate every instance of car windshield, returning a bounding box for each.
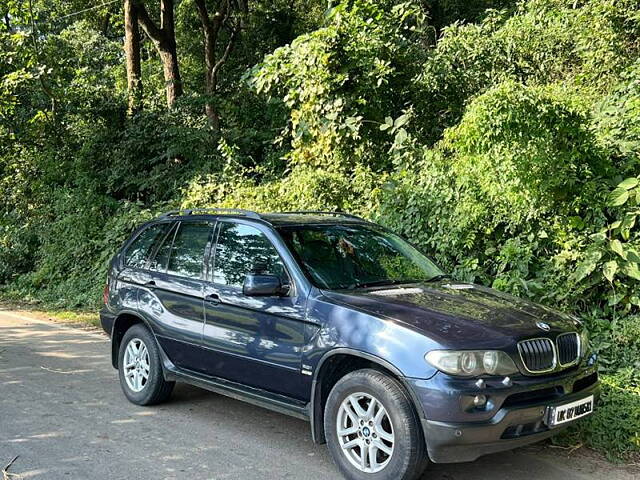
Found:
[277,224,446,290]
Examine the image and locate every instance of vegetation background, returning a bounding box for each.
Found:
[1,0,639,459]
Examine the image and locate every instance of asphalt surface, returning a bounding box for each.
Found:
[1,310,637,480]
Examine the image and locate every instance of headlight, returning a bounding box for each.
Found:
[580,329,589,357]
[425,350,518,377]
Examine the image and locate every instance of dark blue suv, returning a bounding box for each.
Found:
[101,209,599,480]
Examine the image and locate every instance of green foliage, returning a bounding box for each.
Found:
[251,0,426,170]
[415,0,640,143]
[558,369,640,458]
[181,161,384,216]
[427,0,518,31]
[571,175,640,311]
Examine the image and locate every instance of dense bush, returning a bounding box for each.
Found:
[558,368,640,457]
[1,0,639,459]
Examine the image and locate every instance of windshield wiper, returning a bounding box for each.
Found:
[352,279,423,289]
[425,274,452,282]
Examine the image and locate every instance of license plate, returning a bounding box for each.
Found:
[547,395,594,427]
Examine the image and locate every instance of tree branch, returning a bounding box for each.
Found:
[211,24,238,79]
[212,0,230,39]
[221,1,233,29]
[194,0,211,31]
[134,0,164,42]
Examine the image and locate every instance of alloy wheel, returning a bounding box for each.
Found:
[336,392,395,473]
[123,337,150,393]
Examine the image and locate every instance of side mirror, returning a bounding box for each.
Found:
[243,274,289,297]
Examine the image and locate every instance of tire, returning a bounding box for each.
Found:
[324,369,428,480]
[118,323,174,405]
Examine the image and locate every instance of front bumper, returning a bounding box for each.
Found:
[407,361,599,463]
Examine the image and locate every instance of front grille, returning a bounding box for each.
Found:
[557,332,579,366]
[518,338,555,373]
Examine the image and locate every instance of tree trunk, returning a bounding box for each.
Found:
[201,17,220,129]
[194,0,245,129]
[101,12,111,36]
[158,0,182,107]
[158,39,183,108]
[135,0,183,109]
[124,0,142,113]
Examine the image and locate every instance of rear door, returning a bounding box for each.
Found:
[138,220,214,373]
[201,220,308,399]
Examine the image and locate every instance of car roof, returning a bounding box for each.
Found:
[260,213,369,227]
[155,209,372,228]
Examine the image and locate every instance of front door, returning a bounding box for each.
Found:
[202,220,308,400]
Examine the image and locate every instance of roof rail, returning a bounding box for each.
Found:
[159,208,261,219]
[276,211,367,221]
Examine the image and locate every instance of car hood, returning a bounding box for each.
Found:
[321,282,580,349]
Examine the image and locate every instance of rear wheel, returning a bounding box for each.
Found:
[118,324,174,405]
[324,369,428,480]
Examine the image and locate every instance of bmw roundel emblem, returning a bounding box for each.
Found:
[536,321,551,332]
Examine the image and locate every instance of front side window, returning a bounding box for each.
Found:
[166,222,212,278]
[277,224,444,290]
[212,223,287,288]
[124,223,168,269]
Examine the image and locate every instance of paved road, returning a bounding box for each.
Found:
[0,310,636,480]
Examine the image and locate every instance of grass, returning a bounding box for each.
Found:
[0,296,101,328]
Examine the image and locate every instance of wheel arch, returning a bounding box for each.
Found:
[110,311,153,369]
[309,348,426,444]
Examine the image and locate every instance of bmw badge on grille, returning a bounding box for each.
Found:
[536,321,551,332]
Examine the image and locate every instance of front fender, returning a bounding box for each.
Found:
[303,294,440,379]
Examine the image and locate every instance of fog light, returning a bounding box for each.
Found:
[473,394,487,407]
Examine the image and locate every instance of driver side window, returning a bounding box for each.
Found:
[212,223,287,288]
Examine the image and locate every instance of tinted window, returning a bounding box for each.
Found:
[277,224,444,289]
[166,222,212,278]
[149,223,177,272]
[124,223,168,269]
[212,223,287,288]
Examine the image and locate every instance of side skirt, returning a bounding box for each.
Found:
[163,362,310,422]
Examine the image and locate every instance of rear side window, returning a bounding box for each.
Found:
[149,223,177,272]
[166,222,212,278]
[124,223,168,269]
[212,223,287,288]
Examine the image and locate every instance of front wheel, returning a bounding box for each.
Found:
[118,324,174,405]
[324,369,428,480]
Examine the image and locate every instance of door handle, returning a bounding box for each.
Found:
[205,292,220,304]
[145,280,156,288]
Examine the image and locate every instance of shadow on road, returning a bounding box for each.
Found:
[169,384,618,480]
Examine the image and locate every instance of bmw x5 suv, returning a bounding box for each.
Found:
[101,209,599,480]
